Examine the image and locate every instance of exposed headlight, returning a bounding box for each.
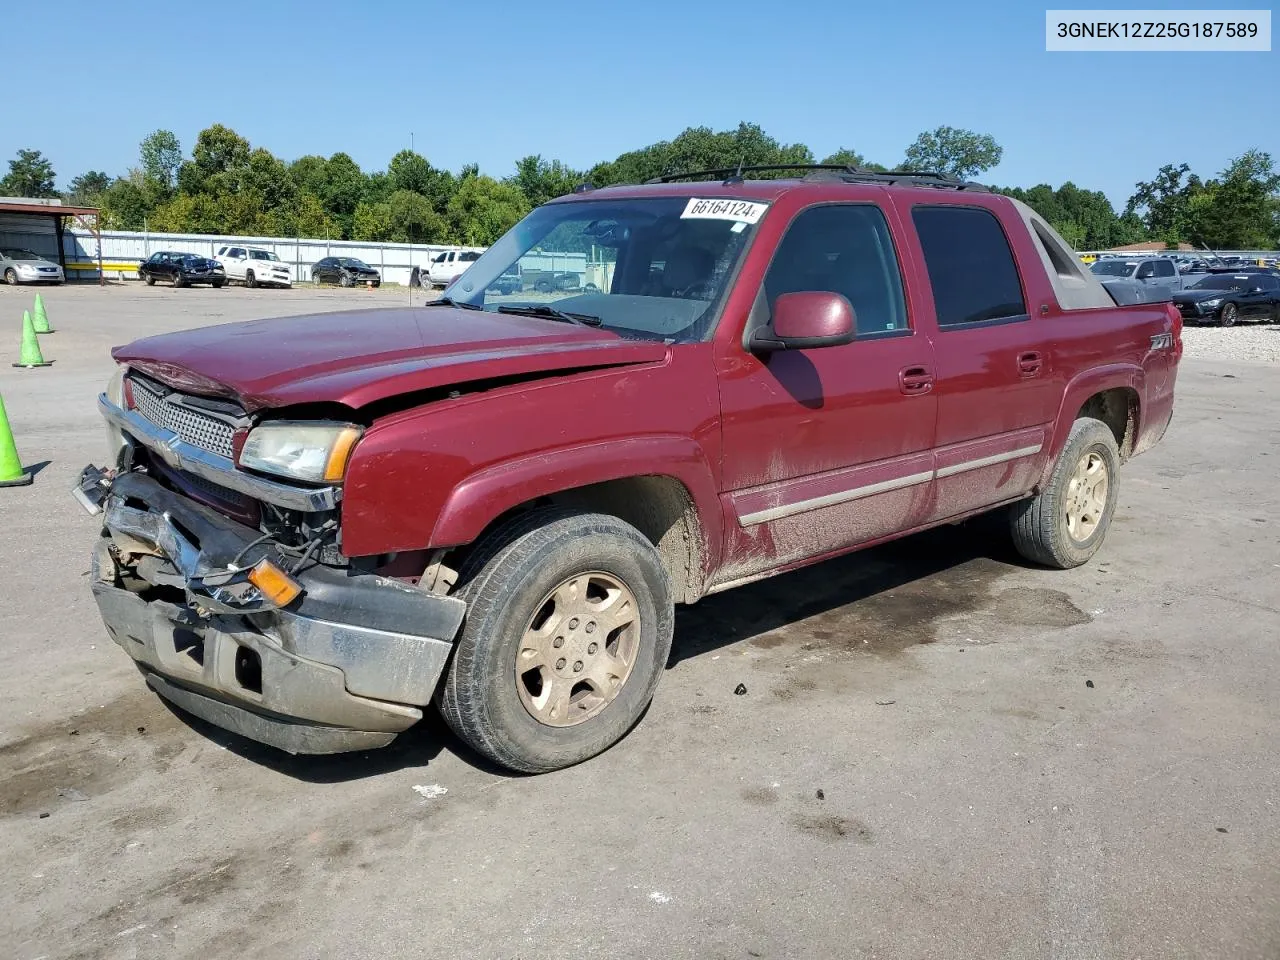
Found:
[105,365,128,464]
[238,422,362,484]
[1200,297,1223,308]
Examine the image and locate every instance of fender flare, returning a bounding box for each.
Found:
[1037,363,1144,487]
[430,434,724,574]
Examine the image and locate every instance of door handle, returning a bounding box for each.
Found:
[1017,351,1043,377]
[898,365,934,395]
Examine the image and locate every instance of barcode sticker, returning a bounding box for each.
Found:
[680,198,768,224]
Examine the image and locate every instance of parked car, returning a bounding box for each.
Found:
[312,257,381,287]
[487,266,522,295]
[426,249,482,287]
[1088,255,1188,298]
[77,168,1181,774]
[0,247,64,285]
[137,251,226,288]
[1172,272,1280,326]
[215,246,293,288]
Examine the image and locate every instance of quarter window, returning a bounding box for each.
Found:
[762,204,908,334]
[912,206,1027,327]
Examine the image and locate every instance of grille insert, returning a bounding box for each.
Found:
[129,377,239,460]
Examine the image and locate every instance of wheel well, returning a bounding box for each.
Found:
[1078,388,1137,460]
[454,476,707,604]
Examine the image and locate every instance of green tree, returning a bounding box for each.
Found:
[1192,151,1280,248]
[447,176,529,245]
[1126,163,1205,245]
[903,126,1003,179]
[508,155,583,207]
[2,149,57,197]
[261,192,337,239]
[139,130,182,192]
[589,122,813,185]
[354,190,447,243]
[98,177,151,230]
[66,170,111,206]
[820,148,887,172]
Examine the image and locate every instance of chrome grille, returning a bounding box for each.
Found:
[129,377,238,460]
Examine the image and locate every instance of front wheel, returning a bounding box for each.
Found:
[144,274,155,286]
[211,280,224,288]
[1219,302,1238,327]
[438,509,674,773]
[246,270,257,289]
[1009,418,1120,569]
[339,272,354,288]
[173,275,187,288]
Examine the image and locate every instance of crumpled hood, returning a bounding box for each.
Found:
[113,306,669,413]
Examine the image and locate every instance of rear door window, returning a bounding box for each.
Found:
[911,206,1027,327]
[1154,259,1176,277]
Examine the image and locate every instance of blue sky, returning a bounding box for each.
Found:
[6,0,1276,209]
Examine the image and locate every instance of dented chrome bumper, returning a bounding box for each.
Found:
[78,469,466,754]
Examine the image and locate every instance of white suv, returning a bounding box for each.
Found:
[215,246,294,288]
[426,249,482,288]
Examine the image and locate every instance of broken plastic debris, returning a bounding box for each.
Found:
[1085,680,1095,689]
[874,700,896,706]
[57,787,89,802]
[649,891,671,904]
[733,683,747,696]
[815,789,825,800]
[412,784,448,800]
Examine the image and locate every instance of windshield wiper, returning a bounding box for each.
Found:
[496,304,603,327]
[424,296,484,311]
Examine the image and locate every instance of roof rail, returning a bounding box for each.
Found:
[643,164,990,192]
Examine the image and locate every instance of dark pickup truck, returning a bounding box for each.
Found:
[76,166,1182,773]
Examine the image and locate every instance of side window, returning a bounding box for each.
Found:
[1135,262,1155,279]
[460,251,480,262]
[762,204,908,335]
[912,206,1027,327]
[1154,260,1176,277]
[216,246,227,256]
[433,252,447,263]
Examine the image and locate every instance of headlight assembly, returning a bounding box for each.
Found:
[1200,297,1223,308]
[238,422,362,484]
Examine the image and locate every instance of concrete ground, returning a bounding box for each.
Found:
[1,284,1277,960]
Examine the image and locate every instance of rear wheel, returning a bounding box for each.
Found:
[1219,302,1238,327]
[1009,418,1120,569]
[438,509,674,773]
[246,270,257,289]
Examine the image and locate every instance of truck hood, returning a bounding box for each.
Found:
[113,306,670,413]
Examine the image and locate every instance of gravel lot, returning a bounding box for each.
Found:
[1181,318,1280,364]
[1,284,1278,960]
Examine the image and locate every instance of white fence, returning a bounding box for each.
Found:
[57,229,485,286]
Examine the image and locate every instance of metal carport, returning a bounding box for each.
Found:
[0,198,101,283]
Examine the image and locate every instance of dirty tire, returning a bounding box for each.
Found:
[1009,417,1120,569]
[437,508,674,774]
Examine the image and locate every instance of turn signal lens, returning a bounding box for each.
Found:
[323,426,362,483]
[247,559,303,607]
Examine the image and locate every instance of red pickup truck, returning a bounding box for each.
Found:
[77,167,1181,773]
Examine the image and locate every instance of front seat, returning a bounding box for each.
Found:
[660,246,714,299]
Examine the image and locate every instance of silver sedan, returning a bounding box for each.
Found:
[0,248,65,285]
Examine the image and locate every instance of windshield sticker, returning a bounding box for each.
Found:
[681,198,768,224]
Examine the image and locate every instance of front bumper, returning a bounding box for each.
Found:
[13,268,63,283]
[79,469,466,754]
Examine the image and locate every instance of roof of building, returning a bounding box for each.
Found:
[0,198,98,218]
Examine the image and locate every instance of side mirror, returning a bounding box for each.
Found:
[750,291,855,352]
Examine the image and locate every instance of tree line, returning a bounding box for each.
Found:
[3,122,1277,250]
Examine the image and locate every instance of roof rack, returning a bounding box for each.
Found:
[643,164,990,192]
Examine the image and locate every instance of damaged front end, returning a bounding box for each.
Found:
[75,377,465,754]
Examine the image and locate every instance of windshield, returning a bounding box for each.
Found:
[442,195,767,343]
[1191,275,1251,292]
[337,258,368,268]
[1,249,42,261]
[1090,260,1137,277]
[250,250,280,261]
